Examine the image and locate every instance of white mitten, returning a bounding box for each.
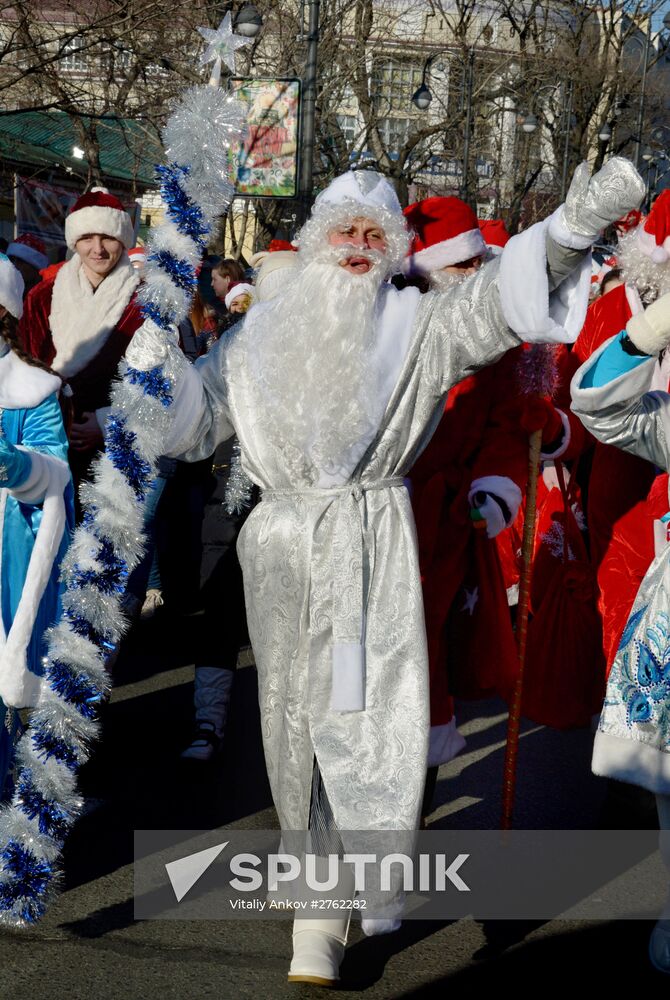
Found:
[549,157,646,250]
[626,292,670,355]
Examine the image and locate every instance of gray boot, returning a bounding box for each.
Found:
[181,667,234,762]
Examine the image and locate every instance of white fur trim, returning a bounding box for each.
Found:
[0,453,70,708]
[626,295,670,355]
[539,408,572,460]
[469,475,522,537]
[499,217,592,344]
[592,730,670,795]
[49,254,140,378]
[65,204,135,251]
[7,241,48,271]
[331,641,365,711]
[10,448,50,504]
[638,226,670,264]
[95,406,112,433]
[428,718,466,768]
[625,282,644,317]
[224,282,254,310]
[410,228,487,273]
[547,206,595,250]
[0,350,61,408]
[314,170,402,218]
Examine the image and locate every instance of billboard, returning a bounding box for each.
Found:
[229,78,300,199]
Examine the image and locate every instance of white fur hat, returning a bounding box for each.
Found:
[0,253,25,319]
[314,170,403,218]
[250,250,298,302]
[65,186,135,250]
[224,281,255,310]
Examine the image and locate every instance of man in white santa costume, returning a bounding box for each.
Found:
[403,196,580,814]
[126,160,641,986]
[19,188,141,514]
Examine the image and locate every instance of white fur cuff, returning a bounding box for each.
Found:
[9,450,70,505]
[539,408,572,460]
[547,207,595,251]
[626,294,670,355]
[469,475,522,538]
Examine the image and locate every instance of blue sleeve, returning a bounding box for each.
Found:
[0,393,69,490]
[580,331,650,389]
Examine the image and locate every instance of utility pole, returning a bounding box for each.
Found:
[299,0,320,216]
[460,49,475,205]
[560,79,574,201]
[633,15,652,169]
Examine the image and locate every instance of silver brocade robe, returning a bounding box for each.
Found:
[572,344,670,795]
[166,264,524,832]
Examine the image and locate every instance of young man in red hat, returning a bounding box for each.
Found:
[403,196,582,803]
[571,190,670,685]
[19,188,142,504]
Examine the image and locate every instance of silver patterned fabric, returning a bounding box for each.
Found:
[562,158,646,243]
[572,346,670,793]
[166,262,523,834]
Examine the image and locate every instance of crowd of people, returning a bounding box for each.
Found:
[1,157,670,981]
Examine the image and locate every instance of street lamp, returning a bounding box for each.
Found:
[234,5,263,38]
[411,83,432,111]
[520,113,538,134]
[598,123,612,143]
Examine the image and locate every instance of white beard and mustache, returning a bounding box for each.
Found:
[226,244,390,486]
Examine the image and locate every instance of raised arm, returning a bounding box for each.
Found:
[571,293,670,470]
[422,158,645,396]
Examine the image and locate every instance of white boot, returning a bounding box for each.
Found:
[180,667,234,762]
[650,794,670,974]
[287,857,354,986]
[288,912,350,986]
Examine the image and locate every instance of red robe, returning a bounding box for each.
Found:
[572,282,669,673]
[410,347,530,765]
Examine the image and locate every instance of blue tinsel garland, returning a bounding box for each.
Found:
[0,83,244,925]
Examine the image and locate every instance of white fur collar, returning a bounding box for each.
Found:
[0,346,61,408]
[49,252,140,378]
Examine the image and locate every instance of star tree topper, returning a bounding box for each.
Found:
[198,13,251,86]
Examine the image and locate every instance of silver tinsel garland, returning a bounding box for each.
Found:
[0,84,244,926]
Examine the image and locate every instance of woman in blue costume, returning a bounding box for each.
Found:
[0,254,73,800]
[572,290,670,973]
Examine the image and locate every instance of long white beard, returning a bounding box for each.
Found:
[618,230,670,305]
[226,247,388,485]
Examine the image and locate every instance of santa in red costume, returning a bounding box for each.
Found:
[403,197,576,785]
[19,188,142,506]
[573,191,670,675]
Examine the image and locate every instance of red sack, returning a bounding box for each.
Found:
[522,465,605,729]
[447,528,519,703]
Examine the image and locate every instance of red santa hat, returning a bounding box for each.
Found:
[7,233,49,271]
[128,246,147,268]
[478,219,510,255]
[267,239,298,252]
[65,186,135,251]
[224,280,255,310]
[637,190,670,264]
[404,197,487,273]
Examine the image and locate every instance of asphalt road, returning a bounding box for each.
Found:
[0,607,667,999]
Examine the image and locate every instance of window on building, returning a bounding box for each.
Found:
[377,116,410,154]
[336,114,359,145]
[60,36,88,73]
[372,57,424,114]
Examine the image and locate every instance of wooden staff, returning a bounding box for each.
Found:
[500,426,543,830]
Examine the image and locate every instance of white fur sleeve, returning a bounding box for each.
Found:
[9,450,70,505]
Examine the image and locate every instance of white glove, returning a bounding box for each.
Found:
[549,157,645,250]
[626,292,670,355]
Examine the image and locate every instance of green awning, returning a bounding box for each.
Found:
[0,110,164,189]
